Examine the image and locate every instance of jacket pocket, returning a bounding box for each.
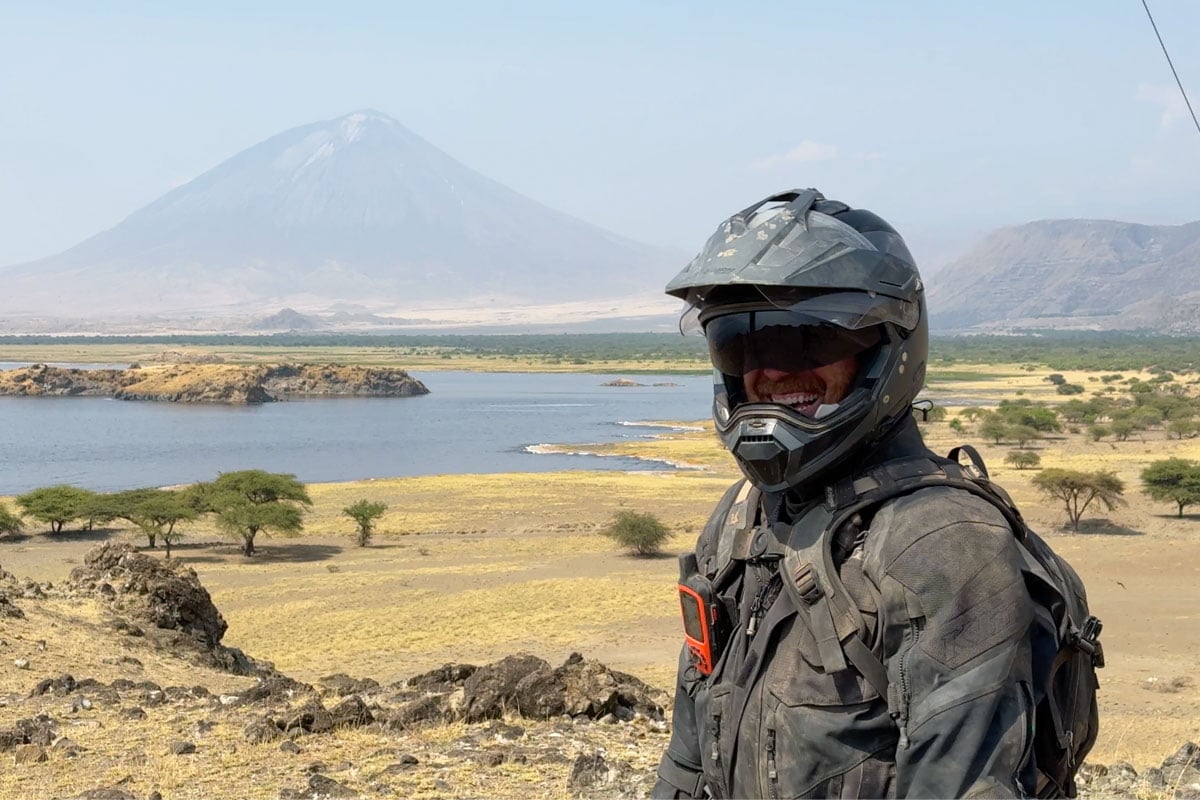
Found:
[762,616,896,799]
[696,683,732,798]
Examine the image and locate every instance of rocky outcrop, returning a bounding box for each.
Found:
[67,543,228,649]
[63,542,279,678]
[0,362,429,404]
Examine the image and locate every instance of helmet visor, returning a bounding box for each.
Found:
[680,289,919,337]
[702,310,883,376]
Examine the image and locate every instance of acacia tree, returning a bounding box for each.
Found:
[1005,451,1041,470]
[343,500,387,547]
[130,491,198,555]
[0,503,22,536]
[1032,468,1126,532]
[1140,458,1200,518]
[979,415,1009,445]
[15,485,96,533]
[210,470,312,556]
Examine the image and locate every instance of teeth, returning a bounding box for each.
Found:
[770,392,818,406]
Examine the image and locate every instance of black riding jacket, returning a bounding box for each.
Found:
[653,418,1037,799]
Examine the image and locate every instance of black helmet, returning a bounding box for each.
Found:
[665,189,927,493]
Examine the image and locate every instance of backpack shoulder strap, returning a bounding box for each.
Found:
[705,479,762,585]
[778,449,1032,695]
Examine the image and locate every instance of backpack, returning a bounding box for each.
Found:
[721,445,1103,798]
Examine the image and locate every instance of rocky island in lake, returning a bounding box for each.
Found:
[0,362,429,404]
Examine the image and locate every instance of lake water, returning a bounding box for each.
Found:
[0,370,715,494]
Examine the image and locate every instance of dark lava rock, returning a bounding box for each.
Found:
[318,672,381,697]
[384,692,457,730]
[170,740,196,755]
[120,707,147,721]
[31,674,77,697]
[1163,741,1200,768]
[569,752,617,792]
[280,700,334,734]
[245,719,282,743]
[514,652,665,721]
[405,662,477,692]
[280,740,301,754]
[71,789,140,800]
[485,721,526,741]
[279,773,359,799]
[0,714,57,750]
[329,695,374,728]
[0,594,25,619]
[241,675,313,704]
[461,653,550,723]
[69,542,227,649]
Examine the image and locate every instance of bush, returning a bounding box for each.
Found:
[1088,425,1110,442]
[601,510,672,556]
[1046,373,1066,385]
[343,500,388,546]
[1005,451,1041,470]
[1056,383,1085,395]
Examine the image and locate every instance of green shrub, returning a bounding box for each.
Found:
[601,510,672,556]
[1005,451,1042,470]
[1056,383,1085,395]
[343,499,388,546]
[1046,373,1066,385]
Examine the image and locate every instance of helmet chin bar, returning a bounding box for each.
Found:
[717,401,863,494]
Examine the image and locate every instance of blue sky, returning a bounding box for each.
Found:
[2,1,1198,272]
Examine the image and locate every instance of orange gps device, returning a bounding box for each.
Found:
[678,553,730,676]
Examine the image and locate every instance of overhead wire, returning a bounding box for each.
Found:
[1140,0,1200,138]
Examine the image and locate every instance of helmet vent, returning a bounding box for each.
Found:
[741,435,775,443]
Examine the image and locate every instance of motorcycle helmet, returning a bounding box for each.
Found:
[665,189,927,492]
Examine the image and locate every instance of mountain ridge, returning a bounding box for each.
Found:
[926,217,1200,333]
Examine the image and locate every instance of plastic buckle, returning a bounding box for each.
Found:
[791,563,823,605]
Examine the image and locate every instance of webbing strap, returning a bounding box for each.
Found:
[843,635,890,698]
[656,758,706,797]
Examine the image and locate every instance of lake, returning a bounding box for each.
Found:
[0,370,715,494]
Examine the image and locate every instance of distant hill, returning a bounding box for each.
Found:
[927,219,1200,333]
[0,110,681,330]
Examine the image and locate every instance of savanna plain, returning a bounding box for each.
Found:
[2,339,1200,799]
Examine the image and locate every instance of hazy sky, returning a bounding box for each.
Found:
[2,1,1198,272]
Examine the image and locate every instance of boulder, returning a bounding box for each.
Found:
[68,543,227,649]
[317,673,380,698]
[461,654,550,722]
[512,652,664,721]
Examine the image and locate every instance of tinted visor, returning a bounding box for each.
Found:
[703,310,883,376]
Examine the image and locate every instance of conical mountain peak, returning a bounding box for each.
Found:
[0,111,679,321]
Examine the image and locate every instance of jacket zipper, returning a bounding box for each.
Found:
[746,572,779,638]
[892,618,923,749]
[708,710,728,798]
[765,727,780,800]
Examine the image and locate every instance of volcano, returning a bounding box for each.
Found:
[0,110,679,325]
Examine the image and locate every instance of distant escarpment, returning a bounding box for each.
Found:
[0,362,429,404]
[928,218,1200,333]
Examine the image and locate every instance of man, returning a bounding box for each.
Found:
[652,189,1039,798]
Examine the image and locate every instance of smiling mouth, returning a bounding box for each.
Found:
[749,377,828,417]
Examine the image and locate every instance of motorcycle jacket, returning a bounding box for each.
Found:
[653,417,1038,799]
